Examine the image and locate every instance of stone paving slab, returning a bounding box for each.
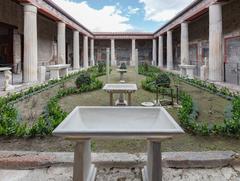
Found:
[0,166,240,181]
[0,151,238,170]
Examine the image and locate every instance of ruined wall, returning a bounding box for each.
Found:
[136,39,152,64]
[37,15,57,66]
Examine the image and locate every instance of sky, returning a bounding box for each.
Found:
[52,0,195,32]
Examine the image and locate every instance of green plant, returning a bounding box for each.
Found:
[155,73,171,88]
[75,72,91,88]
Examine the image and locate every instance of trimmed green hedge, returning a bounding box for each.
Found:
[0,68,103,137]
[178,93,240,137]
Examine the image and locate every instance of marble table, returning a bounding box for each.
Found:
[103,83,137,106]
[53,106,184,181]
[47,64,70,80]
[116,69,127,83]
[179,64,196,79]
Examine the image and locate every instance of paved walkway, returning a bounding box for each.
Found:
[0,151,239,181]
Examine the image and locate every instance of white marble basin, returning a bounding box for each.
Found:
[53,106,184,138]
[47,64,70,70]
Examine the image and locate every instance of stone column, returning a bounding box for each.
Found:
[73,31,80,69]
[209,3,223,82]
[158,36,163,68]
[181,22,189,65]
[57,22,66,64]
[167,31,173,70]
[131,39,136,66]
[152,39,157,66]
[83,35,88,68]
[90,39,95,66]
[23,4,38,83]
[111,39,116,66]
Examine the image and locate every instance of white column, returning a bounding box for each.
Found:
[181,22,189,65]
[73,31,79,69]
[158,36,163,68]
[111,39,116,66]
[209,3,223,82]
[83,35,88,68]
[131,39,136,66]
[57,22,66,65]
[23,4,38,83]
[90,39,94,66]
[152,39,157,66]
[167,31,173,70]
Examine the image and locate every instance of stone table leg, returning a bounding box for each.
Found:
[50,69,60,80]
[110,92,113,106]
[128,93,132,106]
[143,140,162,181]
[73,139,96,181]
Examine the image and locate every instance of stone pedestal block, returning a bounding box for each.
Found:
[38,66,46,83]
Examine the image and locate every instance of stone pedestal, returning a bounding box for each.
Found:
[73,140,96,181]
[200,65,209,81]
[167,31,173,70]
[73,31,80,69]
[23,4,38,83]
[38,66,46,83]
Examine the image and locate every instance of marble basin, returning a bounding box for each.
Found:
[47,64,70,70]
[53,106,184,138]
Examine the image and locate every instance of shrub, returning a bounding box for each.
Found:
[155,73,171,88]
[97,61,106,73]
[120,62,127,70]
[75,72,91,88]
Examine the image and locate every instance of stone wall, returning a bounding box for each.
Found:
[0,0,23,34]
[37,15,57,66]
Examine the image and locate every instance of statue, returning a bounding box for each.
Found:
[4,70,14,91]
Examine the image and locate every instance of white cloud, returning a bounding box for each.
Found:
[52,0,133,32]
[139,0,194,22]
[127,6,140,15]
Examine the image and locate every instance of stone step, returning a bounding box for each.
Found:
[0,151,238,170]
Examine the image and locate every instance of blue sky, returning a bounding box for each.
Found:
[53,0,194,32]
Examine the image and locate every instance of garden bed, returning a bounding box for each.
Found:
[0,66,239,153]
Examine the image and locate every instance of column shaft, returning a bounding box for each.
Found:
[90,39,94,66]
[167,31,173,70]
[181,22,189,65]
[73,31,79,69]
[111,39,116,66]
[23,4,38,83]
[131,39,136,66]
[209,4,223,82]
[152,39,157,66]
[83,36,88,68]
[158,36,163,68]
[57,22,66,64]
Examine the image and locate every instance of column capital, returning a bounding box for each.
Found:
[23,4,37,13]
